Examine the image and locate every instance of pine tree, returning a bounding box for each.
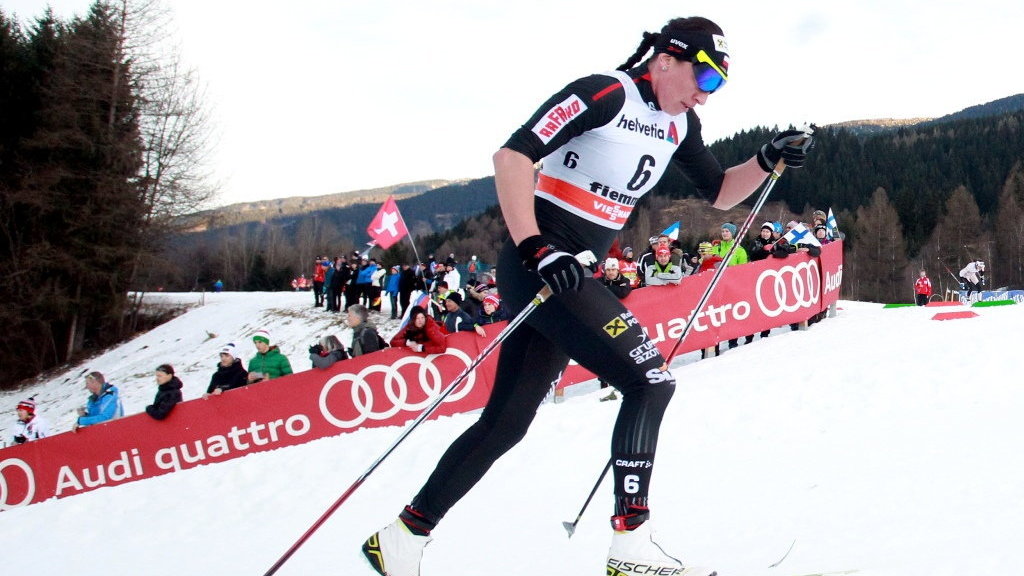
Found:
[849,187,909,303]
[929,185,985,280]
[993,162,1024,288]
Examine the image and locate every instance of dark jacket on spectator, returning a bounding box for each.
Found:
[146,377,184,420]
[442,308,478,334]
[351,324,383,357]
[748,237,774,261]
[207,360,249,394]
[475,307,509,325]
[600,273,632,299]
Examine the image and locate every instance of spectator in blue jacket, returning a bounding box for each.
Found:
[74,371,124,431]
[385,265,402,319]
[356,257,379,308]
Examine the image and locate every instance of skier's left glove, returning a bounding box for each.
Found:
[517,235,585,295]
[757,129,815,172]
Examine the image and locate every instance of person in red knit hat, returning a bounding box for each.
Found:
[13,397,50,444]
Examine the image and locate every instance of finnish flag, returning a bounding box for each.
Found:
[783,223,821,247]
[826,208,840,239]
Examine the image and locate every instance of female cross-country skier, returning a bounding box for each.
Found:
[363,16,814,575]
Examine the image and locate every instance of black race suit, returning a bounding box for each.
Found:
[409,66,726,525]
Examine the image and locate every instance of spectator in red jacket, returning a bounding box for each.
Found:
[390,306,447,354]
[914,269,933,306]
[312,257,328,308]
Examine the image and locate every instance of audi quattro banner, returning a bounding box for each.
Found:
[0,243,841,511]
[555,242,843,387]
[0,332,502,510]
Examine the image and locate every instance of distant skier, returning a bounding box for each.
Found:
[958,260,985,298]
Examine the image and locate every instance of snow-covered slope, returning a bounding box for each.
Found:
[1,293,1021,576]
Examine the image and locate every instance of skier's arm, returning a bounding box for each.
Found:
[493,148,540,245]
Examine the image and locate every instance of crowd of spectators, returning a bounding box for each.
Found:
[11,249,510,442]
[14,223,838,442]
[589,208,841,361]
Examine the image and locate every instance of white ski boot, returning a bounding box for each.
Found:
[606,520,716,576]
[362,519,432,576]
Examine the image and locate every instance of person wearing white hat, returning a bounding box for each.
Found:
[599,257,632,299]
[205,343,249,397]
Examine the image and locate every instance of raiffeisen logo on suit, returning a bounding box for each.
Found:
[531,94,587,144]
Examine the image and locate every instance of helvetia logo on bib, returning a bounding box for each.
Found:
[615,116,679,144]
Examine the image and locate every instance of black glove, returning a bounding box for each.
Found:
[517,235,584,294]
[308,344,324,355]
[14,434,27,444]
[757,129,815,171]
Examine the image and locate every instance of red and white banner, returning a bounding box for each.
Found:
[366,195,408,250]
[0,243,842,510]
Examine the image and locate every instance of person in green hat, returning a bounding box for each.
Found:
[247,328,293,384]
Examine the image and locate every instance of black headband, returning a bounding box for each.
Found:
[652,29,729,61]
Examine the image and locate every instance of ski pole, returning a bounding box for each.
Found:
[662,138,803,364]
[263,285,554,576]
[562,457,612,538]
[562,127,813,535]
[939,260,961,284]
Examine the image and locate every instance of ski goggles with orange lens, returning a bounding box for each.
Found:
[691,49,728,93]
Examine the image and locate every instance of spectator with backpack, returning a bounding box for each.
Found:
[346,304,386,357]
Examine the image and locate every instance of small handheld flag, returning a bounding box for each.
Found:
[661,221,681,241]
[825,209,839,240]
[783,223,821,247]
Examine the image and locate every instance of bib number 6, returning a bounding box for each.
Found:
[623,474,640,494]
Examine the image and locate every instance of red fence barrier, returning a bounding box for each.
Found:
[0,243,842,510]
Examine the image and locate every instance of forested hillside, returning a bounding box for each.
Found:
[159,104,1024,306]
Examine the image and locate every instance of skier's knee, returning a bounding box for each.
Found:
[618,366,676,404]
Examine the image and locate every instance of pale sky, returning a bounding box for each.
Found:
[5,0,1023,207]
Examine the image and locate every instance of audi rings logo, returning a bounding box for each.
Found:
[756,260,821,317]
[318,349,477,429]
[0,458,35,511]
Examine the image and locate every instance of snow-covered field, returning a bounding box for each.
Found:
[1,291,1021,576]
